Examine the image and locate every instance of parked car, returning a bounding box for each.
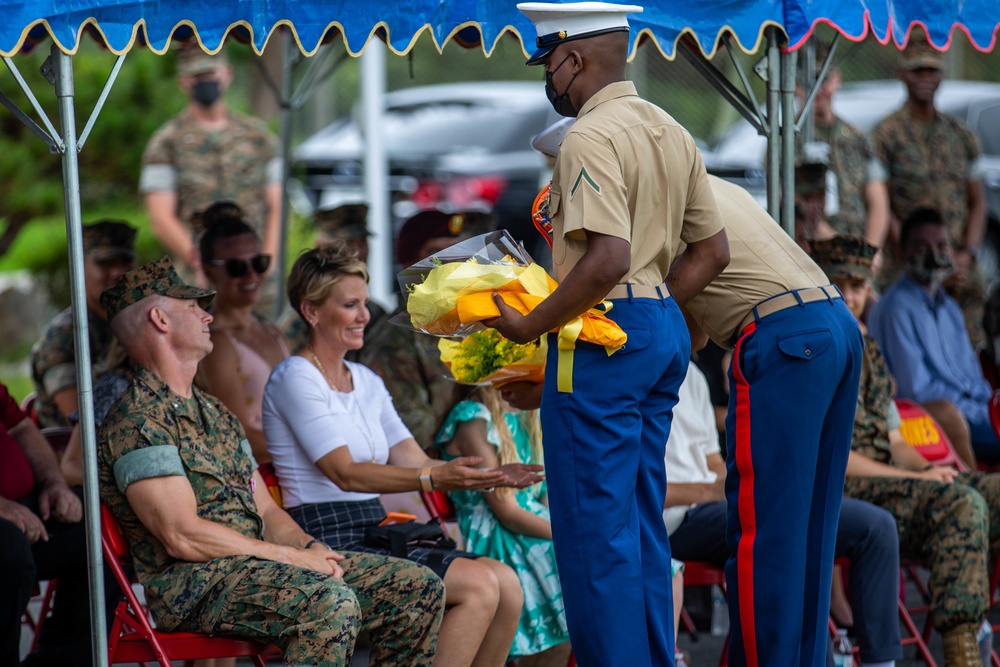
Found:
[292,81,562,262]
[702,79,1000,287]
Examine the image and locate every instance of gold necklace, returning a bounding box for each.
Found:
[307,345,378,463]
[309,344,349,392]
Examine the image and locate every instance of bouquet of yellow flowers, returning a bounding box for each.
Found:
[398,230,626,346]
[439,329,547,386]
[396,230,627,392]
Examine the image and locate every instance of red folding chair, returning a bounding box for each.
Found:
[896,398,967,471]
[20,580,57,653]
[679,561,729,666]
[101,503,275,666]
[257,462,283,508]
[418,489,461,541]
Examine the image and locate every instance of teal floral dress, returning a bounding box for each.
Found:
[435,401,569,657]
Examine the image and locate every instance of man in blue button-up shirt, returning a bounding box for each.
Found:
[870,208,999,464]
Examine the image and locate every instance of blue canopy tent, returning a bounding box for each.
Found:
[0,2,996,664]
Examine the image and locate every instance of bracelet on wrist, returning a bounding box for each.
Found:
[303,538,324,550]
[419,467,434,492]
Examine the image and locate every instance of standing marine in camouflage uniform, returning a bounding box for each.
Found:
[30,220,136,427]
[812,236,999,664]
[796,41,890,248]
[283,203,387,355]
[872,31,988,347]
[97,257,444,666]
[139,45,282,289]
[358,209,493,450]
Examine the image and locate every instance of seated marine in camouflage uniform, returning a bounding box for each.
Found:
[812,236,1000,665]
[30,220,136,427]
[96,257,445,667]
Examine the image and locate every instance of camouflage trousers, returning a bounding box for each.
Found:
[176,551,445,666]
[844,471,1000,631]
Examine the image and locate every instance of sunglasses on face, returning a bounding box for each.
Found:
[207,254,271,278]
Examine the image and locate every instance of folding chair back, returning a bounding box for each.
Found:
[419,489,464,547]
[100,503,273,666]
[40,426,73,458]
[258,462,283,508]
[895,399,967,471]
[679,561,729,667]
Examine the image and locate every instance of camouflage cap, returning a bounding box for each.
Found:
[100,257,215,322]
[810,236,877,282]
[900,30,943,70]
[314,203,372,240]
[82,219,137,262]
[176,45,228,77]
[395,209,496,265]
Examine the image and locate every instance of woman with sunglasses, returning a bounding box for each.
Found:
[198,201,289,464]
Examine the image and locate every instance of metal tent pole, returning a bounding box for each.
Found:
[780,44,797,237]
[765,28,781,220]
[52,44,108,666]
[362,39,391,308]
[275,33,295,319]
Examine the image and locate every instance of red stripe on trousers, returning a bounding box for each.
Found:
[733,322,758,667]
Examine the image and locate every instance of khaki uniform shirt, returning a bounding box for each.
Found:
[684,177,830,348]
[98,365,263,630]
[30,306,113,428]
[140,109,279,236]
[548,82,724,285]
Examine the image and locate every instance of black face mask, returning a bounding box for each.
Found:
[191,80,221,107]
[544,55,579,118]
[906,251,954,287]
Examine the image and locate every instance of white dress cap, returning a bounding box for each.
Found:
[517,2,643,64]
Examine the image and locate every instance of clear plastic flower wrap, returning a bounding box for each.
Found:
[394,229,627,351]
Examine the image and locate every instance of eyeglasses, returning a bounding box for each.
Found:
[207,254,271,278]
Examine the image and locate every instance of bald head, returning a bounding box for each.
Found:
[110,295,168,362]
[580,31,630,72]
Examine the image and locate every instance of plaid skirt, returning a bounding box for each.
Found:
[286,497,477,578]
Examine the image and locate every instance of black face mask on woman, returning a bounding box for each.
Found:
[545,55,579,118]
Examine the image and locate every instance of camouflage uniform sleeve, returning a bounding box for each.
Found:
[32,317,76,395]
[361,324,439,447]
[961,122,983,180]
[141,122,175,167]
